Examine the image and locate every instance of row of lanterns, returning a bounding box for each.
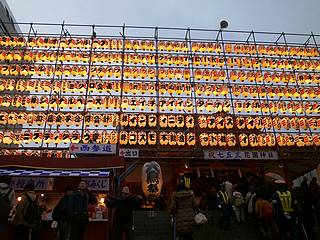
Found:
[1,49,319,71]
[1,77,319,96]
[1,94,320,115]
[0,129,318,148]
[1,36,318,57]
[0,111,319,131]
[1,65,319,84]
[0,149,69,158]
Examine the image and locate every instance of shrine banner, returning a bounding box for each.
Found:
[204,150,278,160]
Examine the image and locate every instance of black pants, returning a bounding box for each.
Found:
[70,222,86,240]
[115,222,133,240]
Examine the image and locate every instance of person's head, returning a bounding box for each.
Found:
[78,181,87,191]
[249,186,255,193]
[275,179,287,191]
[24,180,35,191]
[65,187,74,195]
[121,186,130,197]
[220,182,226,191]
[0,175,11,185]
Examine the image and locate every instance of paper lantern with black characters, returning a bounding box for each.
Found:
[199,133,209,146]
[147,131,157,145]
[160,131,169,145]
[168,132,176,146]
[71,130,80,143]
[239,133,249,147]
[186,132,196,146]
[198,115,207,129]
[142,161,163,200]
[186,115,194,129]
[176,115,184,128]
[109,131,118,144]
[119,131,128,145]
[266,134,276,147]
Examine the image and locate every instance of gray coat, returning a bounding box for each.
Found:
[170,190,198,235]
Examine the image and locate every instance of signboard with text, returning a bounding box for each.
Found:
[204,150,278,160]
[82,178,109,191]
[11,177,54,191]
[69,143,116,154]
[119,148,139,158]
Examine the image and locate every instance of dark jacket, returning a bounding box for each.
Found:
[106,195,142,224]
[13,191,38,228]
[170,190,198,235]
[68,190,97,223]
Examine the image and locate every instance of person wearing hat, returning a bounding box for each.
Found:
[271,180,298,240]
[105,186,142,240]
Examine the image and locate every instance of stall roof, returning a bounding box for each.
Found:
[0,169,110,177]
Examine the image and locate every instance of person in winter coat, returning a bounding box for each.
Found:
[0,175,15,233]
[13,181,40,240]
[170,183,198,240]
[105,186,142,240]
[68,180,97,240]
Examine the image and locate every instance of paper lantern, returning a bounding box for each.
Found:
[119,131,128,145]
[198,115,207,129]
[206,100,214,113]
[160,131,169,145]
[137,131,147,145]
[249,134,258,147]
[257,134,266,147]
[148,98,156,111]
[239,133,249,147]
[185,115,194,129]
[141,161,163,200]
[32,131,43,144]
[226,133,236,147]
[236,117,246,129]
[295,134,305,147]
[13,131,22,145]
[218,133,227,147]
[207,133,217,146]
[3,130,13,145]
[167,98,175,111]
[186,132,196,146]
[176,132,186,146]
[215,116,224,129]
[266,134,276,147]
[185,99,193,113]
[148,131,157,145]
[199,133,209,146]
[168,132,176,146]
[276,134,286,147]
[109,130,118,144]
[313,135,320,146]
[70,130,80,143]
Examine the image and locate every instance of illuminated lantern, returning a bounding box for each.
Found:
[158,68,167,79]
[148,114,157,127]
[199,133,209,146]
[174,132,185,146]
[119,131,128,145]
[198,115,207,129]
[13,131,22,145]
[0,112,8,125]
[148,131,157,145]
[73,113,83,127]
[223,101,231,113]
[239,133,249,147]
[183,69,191,80]
[184,99,193,113]
[217,133,227,147]
[236,117,246,129]
[159,115,168,128]
[197,99,205,112]
[245,116,254,130]
[266,134,276,147]
[22,130,33,145]
[120,114,129,127]
[168,132,176,146]
[109,130,118,144]
[253,117,263,130]
[70,130,80,143]
[141,161,163,200]
[185,115,194,129]
[43,131,52,144]
[186,132,196,146]
[160,132,169,145]
[81,131,91,144]
[276,134,286,147]
[148,98,156,111]
[206,133,217,147]
[313,135,320,146]
[166,115,175,128]
[285,134,295,147]
[137,114,147,128]
[226,133,236,147]
[6,112,17,125]
[3,130,13,145]
[167,98,175,111]
[257,134,266,147]
[137,131,146,145]
[62,131,71,144]
[235,101,243,113]
[243,101,252,113]
[215,116,224,129]
[214,101,223,112]
[295,134,305,147]
[159,98,167,111]
[249,134,258,147]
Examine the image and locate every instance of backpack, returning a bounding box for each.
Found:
[24,194,40,225]
[0,189,12,223]
[259,200,273,220]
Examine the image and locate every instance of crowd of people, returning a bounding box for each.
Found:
[1,173,320,240]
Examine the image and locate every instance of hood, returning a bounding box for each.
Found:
[25,191,37,201]
[173,190,194,199]
[0,182,10,190]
